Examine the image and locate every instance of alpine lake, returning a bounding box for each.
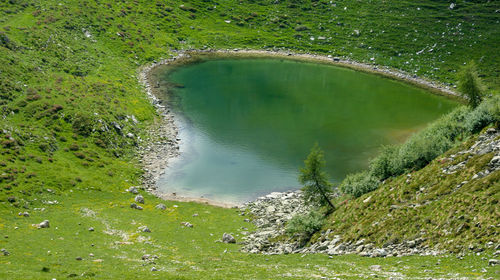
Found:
[156,57,458,204]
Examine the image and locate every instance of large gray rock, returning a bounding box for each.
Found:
[222,233,236,244]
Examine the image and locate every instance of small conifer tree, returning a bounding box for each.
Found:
[299,144,335,209]
[458,61,484,108]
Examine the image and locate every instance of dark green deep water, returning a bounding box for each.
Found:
[157,58,457,203]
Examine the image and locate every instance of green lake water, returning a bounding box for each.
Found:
[157,58,457,203]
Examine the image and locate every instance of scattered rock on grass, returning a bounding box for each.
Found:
[130,203,143,210]
[135,195,145,204]
[155,203,166,210]
[489,259,498,266]
[222,233,236,244]
[181,222,193,228]
[88,227,94,232]
[18,212,29,217]
[1,248,9,256]
[36,220,50,229]
[370,265,382,272]
[128,186,139,194]
[139,225,151,233]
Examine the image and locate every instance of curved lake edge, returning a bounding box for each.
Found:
[138,49,463,208]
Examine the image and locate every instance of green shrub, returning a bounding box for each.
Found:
[465,96,500,132]
[339,171,379,198]
[72,114,95,136]
[369,145,397,180]
[286,210,325,238]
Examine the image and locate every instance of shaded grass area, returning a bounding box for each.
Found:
[1,190,498,279]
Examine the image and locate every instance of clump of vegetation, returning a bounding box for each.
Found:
[339,171,379,198]
[286,209,325,241]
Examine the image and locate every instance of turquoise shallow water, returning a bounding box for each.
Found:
[157,58,457,203]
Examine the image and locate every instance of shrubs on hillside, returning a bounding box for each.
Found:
[340,96,500,198]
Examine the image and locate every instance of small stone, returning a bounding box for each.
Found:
[135,206,143,210]
[37,220,50,229]
[489,259,498,266]
[1,248,9,256]
[75,257,83,261]
[135,195,144,204]
[486,128,496,134]
[142,254,151,260]
[130,203,137,209]
[89,253,94,257]
[141,226,151,233]
[18,212,29,217]
[192,213,199,217]
[370,265,382,272]
[155,203,166,210]
[181,222,193,228]
[151,267,158,271]
[222,233,236,243]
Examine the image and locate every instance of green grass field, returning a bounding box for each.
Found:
[1,0,499,278]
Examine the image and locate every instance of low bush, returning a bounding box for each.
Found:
[286,210,325,239]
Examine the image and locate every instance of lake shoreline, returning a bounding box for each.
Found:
[137,49,461,208]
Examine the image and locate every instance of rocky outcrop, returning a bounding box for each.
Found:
[442,128,500,179]
[241,191,443,257]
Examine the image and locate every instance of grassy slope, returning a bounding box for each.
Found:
[323,129,499,252]
[0,0,499,278]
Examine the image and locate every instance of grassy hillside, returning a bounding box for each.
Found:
[323,126,499,252]
[1,0,499,279]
